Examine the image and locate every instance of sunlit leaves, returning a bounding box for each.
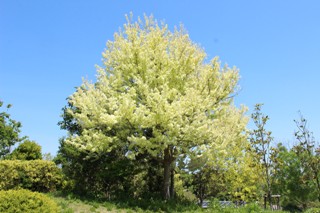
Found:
[66,15,245,159]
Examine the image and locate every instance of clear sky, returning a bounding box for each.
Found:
[1,0,320,155]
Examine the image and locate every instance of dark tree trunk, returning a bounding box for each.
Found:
[268,191,272,210]
[163,147,174,200]
[170,167,175,198]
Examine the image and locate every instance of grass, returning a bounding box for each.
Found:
[50,194,115,213]
[48,192,290,213]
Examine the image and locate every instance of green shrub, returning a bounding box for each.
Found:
[242,203,263,213]
[0,160,62,192]
[9,140,43,160]
[0,189,59,213]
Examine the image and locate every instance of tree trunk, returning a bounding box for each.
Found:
[163,147,172,200]
[170,167,175,199]
[266,166,272,209]
[268,191,272,210]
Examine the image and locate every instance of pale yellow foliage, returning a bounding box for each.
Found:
[66,15,247,163]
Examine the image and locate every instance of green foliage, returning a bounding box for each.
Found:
[9,140,42,160]
[173,173,197,202]
[293,113,320,202]
[270,114,320,210]
[243,203,264,213]
[55,138,164,199]
[272,143,313,210]
[0,101,25,159]
[305,208,320,213]
[0,160,62,192]
[271,115,320,210]
[55,138,135,198]
[181,131,261,203]
[0,189,59,213]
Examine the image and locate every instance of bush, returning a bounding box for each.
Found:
[0,160,62,192]
[242,203,263,213]
[9,140,42,160]
[0,189,59,213]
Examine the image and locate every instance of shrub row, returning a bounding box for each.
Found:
[0,189,59,213]
[0,160,62,192]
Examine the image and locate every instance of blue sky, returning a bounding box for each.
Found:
[1,1,320,155]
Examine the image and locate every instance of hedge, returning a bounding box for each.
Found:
[0,160,62,192]
[0,189,59,213]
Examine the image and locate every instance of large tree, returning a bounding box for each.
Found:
[63,15,247,200]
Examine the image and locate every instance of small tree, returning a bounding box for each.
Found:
[0,101,25,159]
[294,113,320,202]
[250,104,274,209]
[9,140,42,160]
[272,143,312,210]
